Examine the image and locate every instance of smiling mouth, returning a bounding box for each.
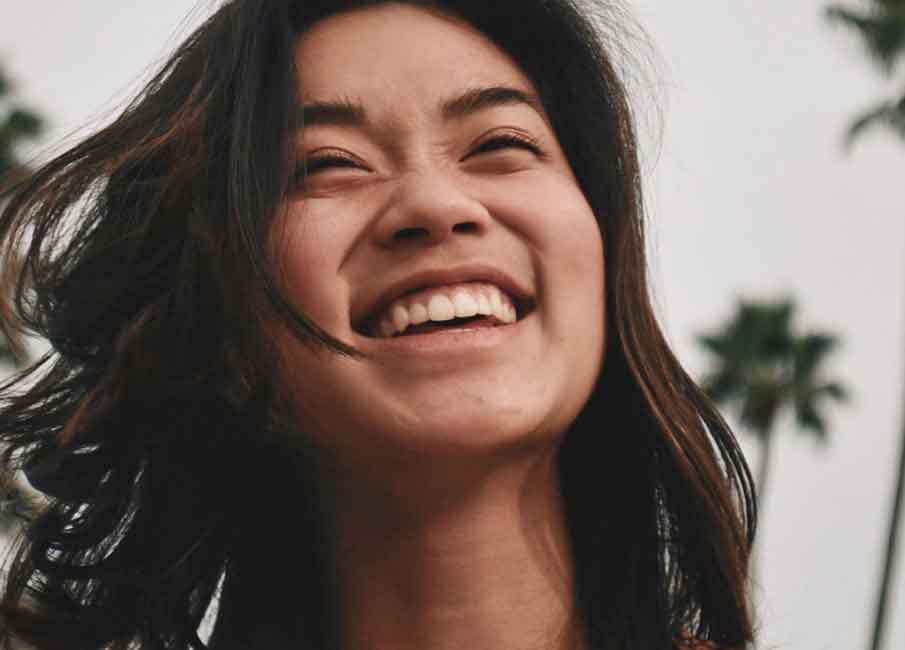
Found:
[354,281,534,338]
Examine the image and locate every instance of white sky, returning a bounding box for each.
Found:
[2,2,904,649]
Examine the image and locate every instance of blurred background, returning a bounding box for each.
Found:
[1,1,903,649]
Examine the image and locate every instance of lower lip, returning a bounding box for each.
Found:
[359,315,529,356]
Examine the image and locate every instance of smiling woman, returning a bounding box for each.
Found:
[0,2,755,650]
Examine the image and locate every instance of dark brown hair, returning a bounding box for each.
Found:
[0,1,756,648]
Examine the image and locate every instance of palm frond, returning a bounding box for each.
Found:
[6,108,44,138]
[819,381,850,401]
[697,333,730,359]
[792,379,848,444]
[793,333,840,379]
[735,299,796,361]
[795,399,829,440]
[701,370,745,403]
[845,92,905,145]
[0,63,45,189]
[761,302,797,359]
[827,5,905,74]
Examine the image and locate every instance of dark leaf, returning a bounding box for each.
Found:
[827,6,905,73]
[795,399,828,440]
[702,370,745,403]
[6,108,44,138]
[793,333,840,379]
[697,334,729,359]
[819,381,850,401]
[846,93,905,145]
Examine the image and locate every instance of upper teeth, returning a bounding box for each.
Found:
[371,282,518,338]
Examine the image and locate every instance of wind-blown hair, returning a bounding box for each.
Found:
[0,1,756,648]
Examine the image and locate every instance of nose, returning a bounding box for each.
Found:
[372,170,490,248]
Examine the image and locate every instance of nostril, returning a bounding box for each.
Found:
[452,221,479,234]
[391,221,479,243]
[394,227,430,241]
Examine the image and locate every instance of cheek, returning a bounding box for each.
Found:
[270,202,353,330]
[512,172,606,369]
[499,172,604,280]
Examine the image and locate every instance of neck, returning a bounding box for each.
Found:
[310,448,586,650]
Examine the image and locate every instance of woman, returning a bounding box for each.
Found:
[0,1,756,649]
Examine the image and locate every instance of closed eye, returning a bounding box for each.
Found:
[300,152,364,175]
[293,150,370,191]
[467,133,543,158]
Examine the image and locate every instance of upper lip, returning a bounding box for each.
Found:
[351,263,535,334]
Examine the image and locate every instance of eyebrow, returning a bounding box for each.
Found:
[442,86,543,120]
[296,85,543,129]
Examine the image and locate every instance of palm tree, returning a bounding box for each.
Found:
[697,299,848,511]
[0,62,43,369]
[0,61,42,368]
[826,0,905,144]
[0,65,44,190]
[0,61,44,537]
[826,4,905,649]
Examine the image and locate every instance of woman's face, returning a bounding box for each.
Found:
[272,3,605,468]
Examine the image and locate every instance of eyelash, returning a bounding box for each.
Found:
[299,152,360,176]
[296,132,543,179]
[467,132,543,158]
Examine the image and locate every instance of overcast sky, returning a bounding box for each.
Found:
[2,2,905,649]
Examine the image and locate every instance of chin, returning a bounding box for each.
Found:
[361,386,574,459]
[283,335,601,466]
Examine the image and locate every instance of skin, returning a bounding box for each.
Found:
[271,4,605,649]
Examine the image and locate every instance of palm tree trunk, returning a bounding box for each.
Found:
[868,409,905,650]
[750,432,775,595]
[756,432,774,509]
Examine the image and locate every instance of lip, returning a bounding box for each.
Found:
[351,263,535,335]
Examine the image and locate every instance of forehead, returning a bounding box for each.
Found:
[294,3,536,107]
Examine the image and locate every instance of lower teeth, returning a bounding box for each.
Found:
[399,316,496,336]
